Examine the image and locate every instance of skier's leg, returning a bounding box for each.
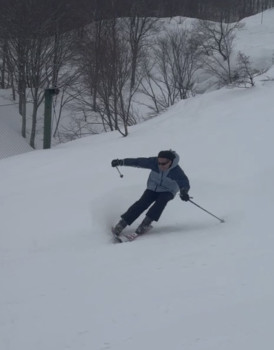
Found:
[133,192,174,237]
[121,189,157,225]
[146,191,174,222]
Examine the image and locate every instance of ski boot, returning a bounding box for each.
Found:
[135,216,153,235]
[112,218,127,238]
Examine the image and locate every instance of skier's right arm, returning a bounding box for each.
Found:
[111,157,156,170]
[111,159,123,167]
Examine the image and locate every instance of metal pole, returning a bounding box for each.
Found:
[189,199,225,223]
[43,88,59,149]
[43,89,53,149]
[115,166,124,178]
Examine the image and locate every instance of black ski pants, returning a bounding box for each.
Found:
[121,189,174,225]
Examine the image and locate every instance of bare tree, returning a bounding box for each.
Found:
[27,29,75,148]
[27,34,54,148]
[234,52,266,87]
[73,20,106,113]
[123,3,159,90]
[1,0,34,139]
[141,26,201,114]
[5,36,29,138]
[0,39,9,89]
[194,18,244,86]
[168,29,201,99]
[96,18,137,136]
[0,0,77,147]
[52,72,82,138]
[74,17,141,137]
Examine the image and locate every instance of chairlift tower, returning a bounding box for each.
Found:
[43,88,59,149]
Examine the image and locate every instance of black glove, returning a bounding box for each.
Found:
[111,159,123,167]
[180,189,190,201]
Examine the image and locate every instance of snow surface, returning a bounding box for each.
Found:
[1,9,274,350]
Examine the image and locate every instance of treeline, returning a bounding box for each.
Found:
[156,0,274,20]
[1,0,274,26]
[0,0,273,147]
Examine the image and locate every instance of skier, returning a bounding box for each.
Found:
[111,150,190,241]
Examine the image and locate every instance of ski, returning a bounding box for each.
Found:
[112,232,134,243]
[112,225,153,243]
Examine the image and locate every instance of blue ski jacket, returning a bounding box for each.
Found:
[122,152,190,196]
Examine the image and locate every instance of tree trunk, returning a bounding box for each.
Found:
[30,102,38,149]
[20,92,27,138]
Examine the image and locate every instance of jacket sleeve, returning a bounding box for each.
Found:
[170,166,190,192]
[123,157,157,170]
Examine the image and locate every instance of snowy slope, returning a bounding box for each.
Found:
[1,9,274,350]
[1,70,274,350]
[235,8,274,70]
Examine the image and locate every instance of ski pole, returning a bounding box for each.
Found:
[115,166,124,178]
[189,199,225,223]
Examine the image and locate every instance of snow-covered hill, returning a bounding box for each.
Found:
[1,8,274,159]
[1,9,274,350]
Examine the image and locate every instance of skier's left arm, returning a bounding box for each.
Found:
[170,166,190,201]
